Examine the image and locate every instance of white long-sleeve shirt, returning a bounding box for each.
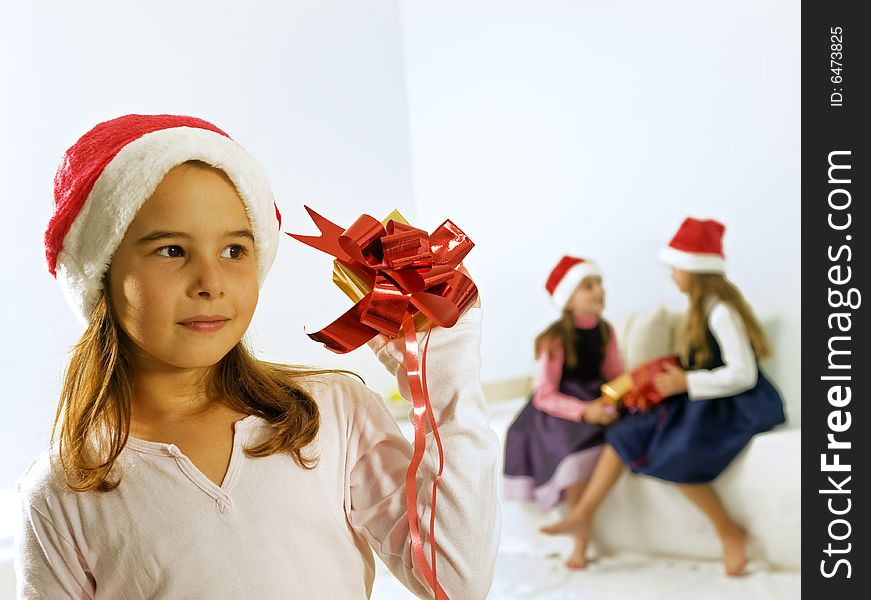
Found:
[15,308,500,599]
[686,301,758,400]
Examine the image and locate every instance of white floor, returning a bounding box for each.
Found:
[373,552,800,600]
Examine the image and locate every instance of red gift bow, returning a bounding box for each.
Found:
[623,355,682,412]
[287,206,477,353]
[288,206,478,599]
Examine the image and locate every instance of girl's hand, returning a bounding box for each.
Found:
[654,362,688,397]
[583,398,619,425]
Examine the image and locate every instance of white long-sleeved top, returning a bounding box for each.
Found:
[686,301,758,400]
[15,307,500,600]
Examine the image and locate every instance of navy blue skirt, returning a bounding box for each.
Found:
[605,370,786,483]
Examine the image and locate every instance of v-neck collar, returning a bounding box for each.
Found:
[125,415,261,509]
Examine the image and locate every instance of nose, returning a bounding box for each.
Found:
[189,256,225,299]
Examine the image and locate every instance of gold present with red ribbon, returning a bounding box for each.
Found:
[288,206,478,600]
[330,209,408,301]
[601,355,682,412]
[287,206,477,354]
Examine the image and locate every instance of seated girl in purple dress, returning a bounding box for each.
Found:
[503,256,623,568]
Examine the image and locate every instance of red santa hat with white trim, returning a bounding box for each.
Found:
[658,217,726,274]
[45,114,281,324]
[545,256,602,309]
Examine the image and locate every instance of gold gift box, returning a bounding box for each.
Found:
[600,373,633,407]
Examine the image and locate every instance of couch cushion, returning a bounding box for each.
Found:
[619,305,676,369]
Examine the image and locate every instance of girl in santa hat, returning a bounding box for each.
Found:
[15,114,498,599]
[541,218,785,575]
[503,256,624,569]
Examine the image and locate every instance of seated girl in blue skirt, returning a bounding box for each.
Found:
[503,256,623,569]
[542,218,785,575]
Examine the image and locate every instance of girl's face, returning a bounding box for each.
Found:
[671,268,693,293]
[566,275,605,315]
[108,163,259,374]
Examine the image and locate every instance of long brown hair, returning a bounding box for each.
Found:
[534,310,610,370]
[52,292,341,493]
[684,274,770,366]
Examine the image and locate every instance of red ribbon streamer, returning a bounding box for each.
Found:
[288,206,477,599]
[403,317,447,599]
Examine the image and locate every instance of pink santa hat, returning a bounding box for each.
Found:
[658,217,726,274]
[45,114,281,324]
[545,256,602,309]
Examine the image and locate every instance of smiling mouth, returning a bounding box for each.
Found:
[178,317,230,333]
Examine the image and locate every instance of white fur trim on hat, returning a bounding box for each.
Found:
[552,261,602,309]
[55,126,278,325]
[658,245,726,274]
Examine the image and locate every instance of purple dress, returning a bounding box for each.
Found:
[503,324,611,511]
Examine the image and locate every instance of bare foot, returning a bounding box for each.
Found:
[565,535,590,570]
[540,508,591,537]
[721,527,748,576]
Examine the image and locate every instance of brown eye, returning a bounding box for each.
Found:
[156,245,184,258]
[221,245,246,259]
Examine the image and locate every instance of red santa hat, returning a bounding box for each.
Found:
[658,217,726,274]
[545,256,602,309]
[45,114,280,324]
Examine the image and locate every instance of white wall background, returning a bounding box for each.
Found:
[1,1,799,581]
[399,0,800,418]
